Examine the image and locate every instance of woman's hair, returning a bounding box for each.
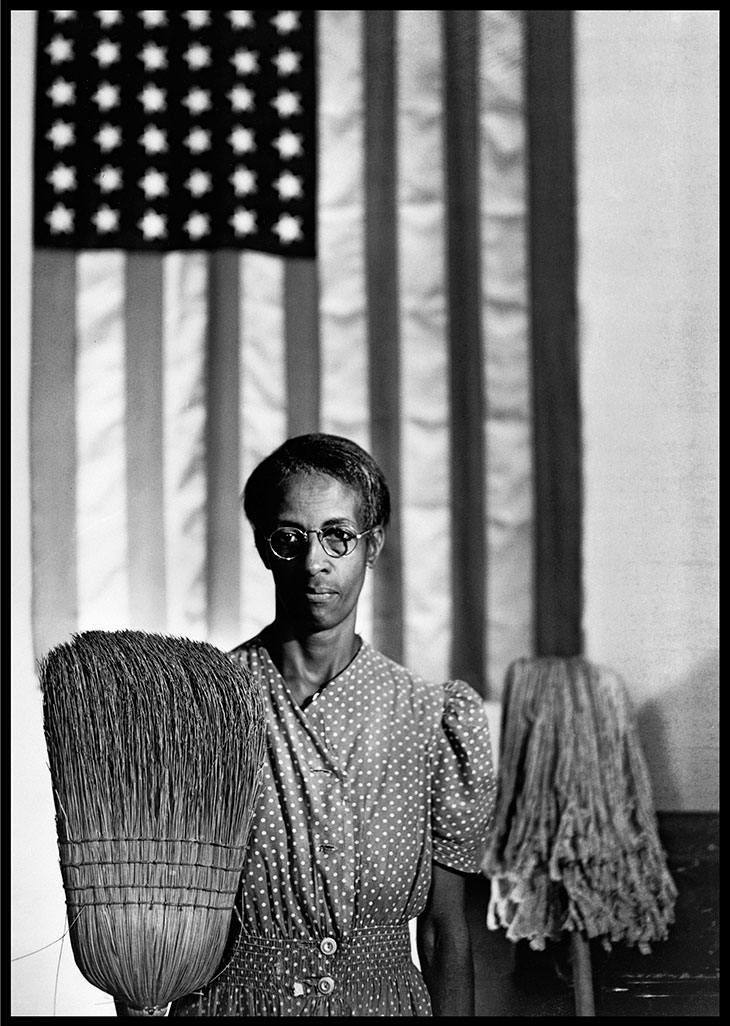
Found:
[242,433,391,533]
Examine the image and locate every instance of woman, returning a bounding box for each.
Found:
[171,433,496,1016]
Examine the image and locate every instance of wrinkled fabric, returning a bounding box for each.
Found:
[171,638,496,1016]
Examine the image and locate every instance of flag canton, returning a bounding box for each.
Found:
[33,10,316,256]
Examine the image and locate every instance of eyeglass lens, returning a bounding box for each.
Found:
[270,528,354,559]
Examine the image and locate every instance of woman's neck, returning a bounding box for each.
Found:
[260,622,361,706]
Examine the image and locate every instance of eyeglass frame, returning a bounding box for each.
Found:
[265,525,375,561]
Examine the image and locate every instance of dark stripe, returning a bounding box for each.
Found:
[205,251,241,645]
[125,253,167,632]
[443,10,487,694]
[525,11,583,657]
[30,250,78,660]
[364,10,404,664]
[284,258,321,437]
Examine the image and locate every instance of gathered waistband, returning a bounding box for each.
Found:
[221,923,414,995]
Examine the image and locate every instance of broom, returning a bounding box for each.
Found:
[482,657,677,956]
[39,629,266,1015]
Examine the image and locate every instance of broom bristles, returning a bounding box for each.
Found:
[40,629,266,1011]
[482,656,677,953]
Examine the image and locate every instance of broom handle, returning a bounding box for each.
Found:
[569,932,596,1016]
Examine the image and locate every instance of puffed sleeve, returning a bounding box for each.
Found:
[431,678,497,873]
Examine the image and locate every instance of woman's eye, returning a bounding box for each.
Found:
[327,527,353,542]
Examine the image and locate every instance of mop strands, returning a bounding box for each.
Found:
[482,656,677,956]
[39,630,266,1014]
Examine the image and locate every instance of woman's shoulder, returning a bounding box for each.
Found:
[227,635,264,669]
[361,641,481,713]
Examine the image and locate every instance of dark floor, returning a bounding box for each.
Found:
[468,812,719,1017]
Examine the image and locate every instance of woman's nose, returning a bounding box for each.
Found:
[304,531,328,570]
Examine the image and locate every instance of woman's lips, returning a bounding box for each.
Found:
[305,588,337,602]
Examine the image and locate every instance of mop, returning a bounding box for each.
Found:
[482,656,677,1014]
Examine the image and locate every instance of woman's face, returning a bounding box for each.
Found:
[259,471,384,636]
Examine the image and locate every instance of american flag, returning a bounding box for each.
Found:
[30,9,556,697]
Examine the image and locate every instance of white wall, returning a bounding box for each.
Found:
[576,10,719,810]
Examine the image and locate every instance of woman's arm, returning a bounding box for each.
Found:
[416,862,475,1016]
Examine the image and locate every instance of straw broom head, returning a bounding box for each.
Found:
[40,629,266,1012]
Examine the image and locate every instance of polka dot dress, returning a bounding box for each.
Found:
[171,638,496,1017]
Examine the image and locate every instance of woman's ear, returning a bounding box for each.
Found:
[365,526,386,568]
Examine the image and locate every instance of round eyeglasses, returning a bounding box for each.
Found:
[266,526,373,560]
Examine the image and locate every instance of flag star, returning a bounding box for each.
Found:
[230,166,257,195]
[95,123,122,151]
[96,11,123,28]
[271,89,301,118]
[271,11,300,34]
[229,126,255,155]
[273,48,301,75]
[139,168,168,199]
[93,39,121,67]
[182,11,211,30]
[46,35,73,63]
[47,119,75,149]
[184,43,211,70]
[139,125,168,154]
[273,170,302,200]
[51,11,76,21]
[47,163,77,192]
[139,11,167,28]
[47,78,75,106]
[228,10,254,29]
[230,208,257,236]
[139,84,166,113]
[92,204,120,233]
[182,87,211,115]
[228,84,254,112]
[93,81,120,110]
[46,203,74,234]
[273,213,303,244]
[231,48,259,75]
[185,169,212,197]
[138,210,167,240]
[273,129,302,159]
[95,165,123,192]
[139,42,167,71]
[184,212,210,240]
[184,127,211,154]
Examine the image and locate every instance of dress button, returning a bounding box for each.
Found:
[320,937,337,955]
[317,975,335,995]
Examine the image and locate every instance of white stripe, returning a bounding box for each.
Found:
[397,10,452,683]
[162,252,208,640]
[75,250,129,631]
[318,10,374,645]
[480,10,534,694]
[239,251,287,642]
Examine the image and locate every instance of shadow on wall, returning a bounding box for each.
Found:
[637,650,719,812]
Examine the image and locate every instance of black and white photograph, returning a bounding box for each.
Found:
[10,9,718,1017]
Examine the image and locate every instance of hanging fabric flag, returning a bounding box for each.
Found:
[30,10,534,697]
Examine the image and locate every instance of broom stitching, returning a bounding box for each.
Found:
[60,838,249,850]
[66,899,240,909]
[64,883,240,895]
[61,859,244,871]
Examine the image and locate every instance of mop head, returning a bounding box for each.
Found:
[39,629,266,1012]
[482,656,677,953]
